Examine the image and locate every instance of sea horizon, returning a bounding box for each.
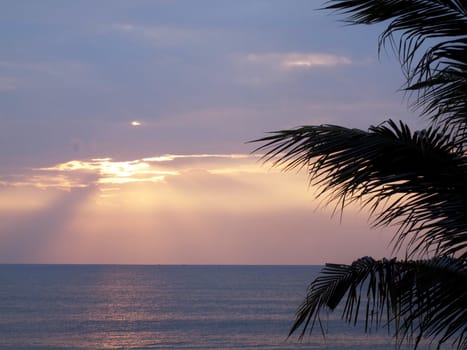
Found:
[0,263,323,266]
[0,264,417,349]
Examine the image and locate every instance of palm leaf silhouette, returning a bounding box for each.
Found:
[254,121,467,259]
[290,257,466,349]
[252,1,467,348]
[325,0,467,145]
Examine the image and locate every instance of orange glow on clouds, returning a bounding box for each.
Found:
[36,157,179,188]
[27,154,263,190]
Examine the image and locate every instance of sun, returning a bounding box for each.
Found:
[130,120,142,126]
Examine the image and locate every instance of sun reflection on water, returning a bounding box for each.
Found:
[0,265,420,349]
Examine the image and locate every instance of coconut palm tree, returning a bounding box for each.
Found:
[253,1,467,349]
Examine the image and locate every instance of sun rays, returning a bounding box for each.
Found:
[0,151,399,264]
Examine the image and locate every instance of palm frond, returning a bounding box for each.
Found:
[290,256,467,349]
[253,120,467,258]
[252,3,467,349]
[324,0,467,147]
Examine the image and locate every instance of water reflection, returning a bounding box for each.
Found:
[0,265,417,349]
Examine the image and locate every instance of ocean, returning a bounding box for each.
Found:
[0,265,415,349]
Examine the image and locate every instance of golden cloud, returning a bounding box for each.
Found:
[2,154,267,190]
[244,52,352,69]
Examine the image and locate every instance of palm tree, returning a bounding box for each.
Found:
[253,1,467,349]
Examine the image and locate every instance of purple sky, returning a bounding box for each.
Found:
[0,1,419,264]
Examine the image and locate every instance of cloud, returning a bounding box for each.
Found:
[37,158,178,187]
[0,174,91,190]
[142,153,255,162]
[244,52,352,70]
[111,23,206,47]
[0,60,91,78]
[1,154,266,191]
[232,52,354,88]
[0,60,98,95]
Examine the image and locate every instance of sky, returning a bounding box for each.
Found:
[0,0,419,264]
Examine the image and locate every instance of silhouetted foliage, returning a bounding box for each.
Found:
[253,1,467,348]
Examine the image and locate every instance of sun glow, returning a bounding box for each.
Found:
[130,120,142,126]
[0,152,399,265]
[24,154,273,190]
[36,158,180,187]
[4,153,314,211]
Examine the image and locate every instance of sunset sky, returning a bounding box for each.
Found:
[0,0,418,264]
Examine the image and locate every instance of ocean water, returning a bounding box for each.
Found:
[0,265,415,350]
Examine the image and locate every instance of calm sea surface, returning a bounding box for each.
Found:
[0,265,416,349]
